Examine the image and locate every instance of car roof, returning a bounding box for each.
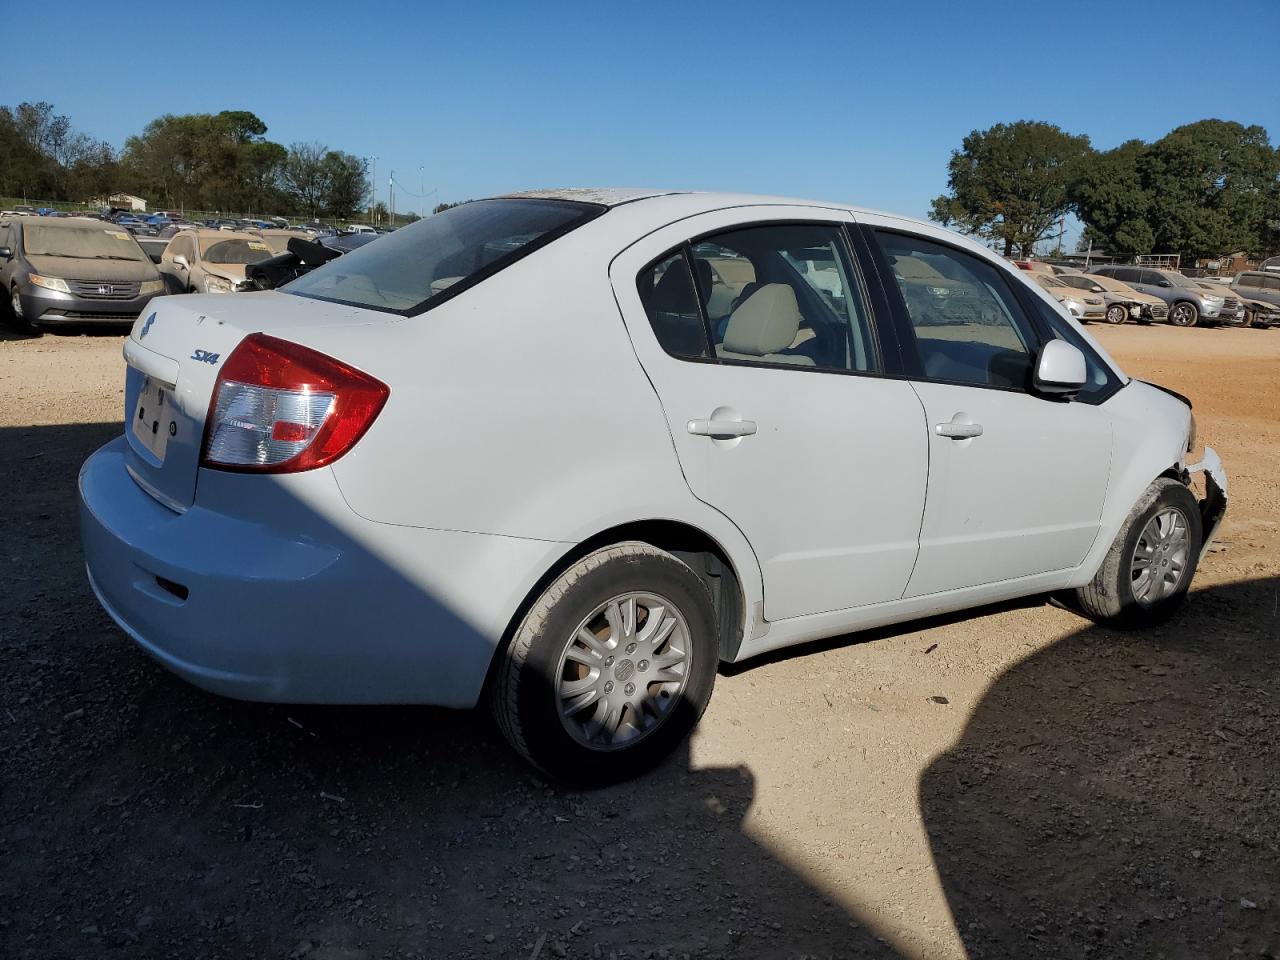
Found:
[497,187,906,219]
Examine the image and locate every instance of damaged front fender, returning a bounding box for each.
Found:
[1187,446,1228,562]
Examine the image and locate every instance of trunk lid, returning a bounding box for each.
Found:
[121,291,392,510]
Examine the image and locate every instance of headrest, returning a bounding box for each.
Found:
[722,283,802,356]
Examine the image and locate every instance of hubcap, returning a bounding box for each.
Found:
[1171,304,1194,326]
[556,592,691,751]
[1107,305,1126,324]
[1130,507,1190,606]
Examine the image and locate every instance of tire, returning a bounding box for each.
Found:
[1072,478,1202,627]
[491,542,719,785]
[1105,303,1128,325]
[1168,301,1199,327]
[3,286,34,333]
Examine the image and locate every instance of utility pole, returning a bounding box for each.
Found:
[367,155,378,225]
[389,171,395,228]
[419,165,425,218]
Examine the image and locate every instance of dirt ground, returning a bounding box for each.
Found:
[1,322,1277,960]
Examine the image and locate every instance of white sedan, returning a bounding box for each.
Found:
[79,188,1228,783]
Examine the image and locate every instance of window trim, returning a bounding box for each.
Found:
[864,226,1045,395]
[286,198,606,317]
[635,218,890,379]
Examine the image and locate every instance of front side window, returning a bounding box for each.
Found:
[286,198,602,314]
[876,231,1035,389]
[1236,273,1261,288]
[694,224,877,373]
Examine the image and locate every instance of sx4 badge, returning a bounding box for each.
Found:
[191,349,220,365]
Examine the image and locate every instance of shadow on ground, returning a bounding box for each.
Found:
[1,421,1277,959]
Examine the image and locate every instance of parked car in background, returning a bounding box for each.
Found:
[1090,265,1235,327]
[78,189,1227,783]
[1231,271,1280,316]
[344,223,376,234]
[1030,273,1105,321]
[157,229,273,293]
[254,228,313,255]
[1235,292,1279,329]
[1192,281,1245,324]
[1058,272,1168,324]
[0,216,164,330]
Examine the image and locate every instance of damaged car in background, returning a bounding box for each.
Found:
[78,189,1228,784]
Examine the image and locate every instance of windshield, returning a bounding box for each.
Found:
[201,237,273,264]
[22,224,149,261]
[1034,274,1065,288]
[285,198,603,313]
[1165,272,1196,288]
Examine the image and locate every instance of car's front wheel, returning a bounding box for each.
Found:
[1169,301,1199,327]
[1072,478,1202,627]
[1105,304,1128,325]
[491,542,719,784]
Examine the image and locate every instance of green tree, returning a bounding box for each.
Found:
[1072,120,1280,259]
[1069,140,1155,254]
[930,121,1093,257]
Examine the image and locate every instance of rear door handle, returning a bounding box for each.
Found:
[688,418,757,438]
[935,419,983,440]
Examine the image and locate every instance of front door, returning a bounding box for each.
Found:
[610,210,928,621]
[865,226,1112,597]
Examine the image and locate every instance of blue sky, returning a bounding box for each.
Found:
[8,0,1278,244]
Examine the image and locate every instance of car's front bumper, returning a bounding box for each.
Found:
[19,286,157,325]
[1187,446,1228,561]
[78,436,561,706]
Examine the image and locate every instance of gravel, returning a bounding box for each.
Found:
[1,322,1277,959]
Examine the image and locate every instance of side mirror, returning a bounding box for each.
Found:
[1091,285,1104,293]
[1157,280,1172,288]
[1034,340,1087,397]
[173,255,189,270]
[0,246,12,259]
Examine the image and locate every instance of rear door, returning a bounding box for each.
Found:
[862,224,1112,597]
[610,207,928,622]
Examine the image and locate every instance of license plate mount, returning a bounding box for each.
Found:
[132,375,174,462]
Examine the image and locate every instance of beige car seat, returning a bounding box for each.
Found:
[716,283,815,366]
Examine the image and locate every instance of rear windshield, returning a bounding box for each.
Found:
[22,224,150,262]
[284,198,603,314]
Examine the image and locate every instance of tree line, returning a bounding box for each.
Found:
[931,119,1280,260]
[0,102,370,220]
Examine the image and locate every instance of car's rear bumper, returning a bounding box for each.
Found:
[78,436,560,706]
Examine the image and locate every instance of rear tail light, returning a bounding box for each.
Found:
[201,333,389,473]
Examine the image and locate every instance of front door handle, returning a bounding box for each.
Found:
[935,419,983,440]
[688,418,757,438]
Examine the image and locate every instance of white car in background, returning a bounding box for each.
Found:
[79,189,1227,783]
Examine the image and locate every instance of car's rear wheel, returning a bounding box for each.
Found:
[1105,304,1128,325]
[491,542,719,785]
[1169,302,1199,327]
[1071,478,1202,627]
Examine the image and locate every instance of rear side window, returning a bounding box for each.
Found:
[637,252,710,359]
[286,198,602,314]
[876,231,1035,389]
